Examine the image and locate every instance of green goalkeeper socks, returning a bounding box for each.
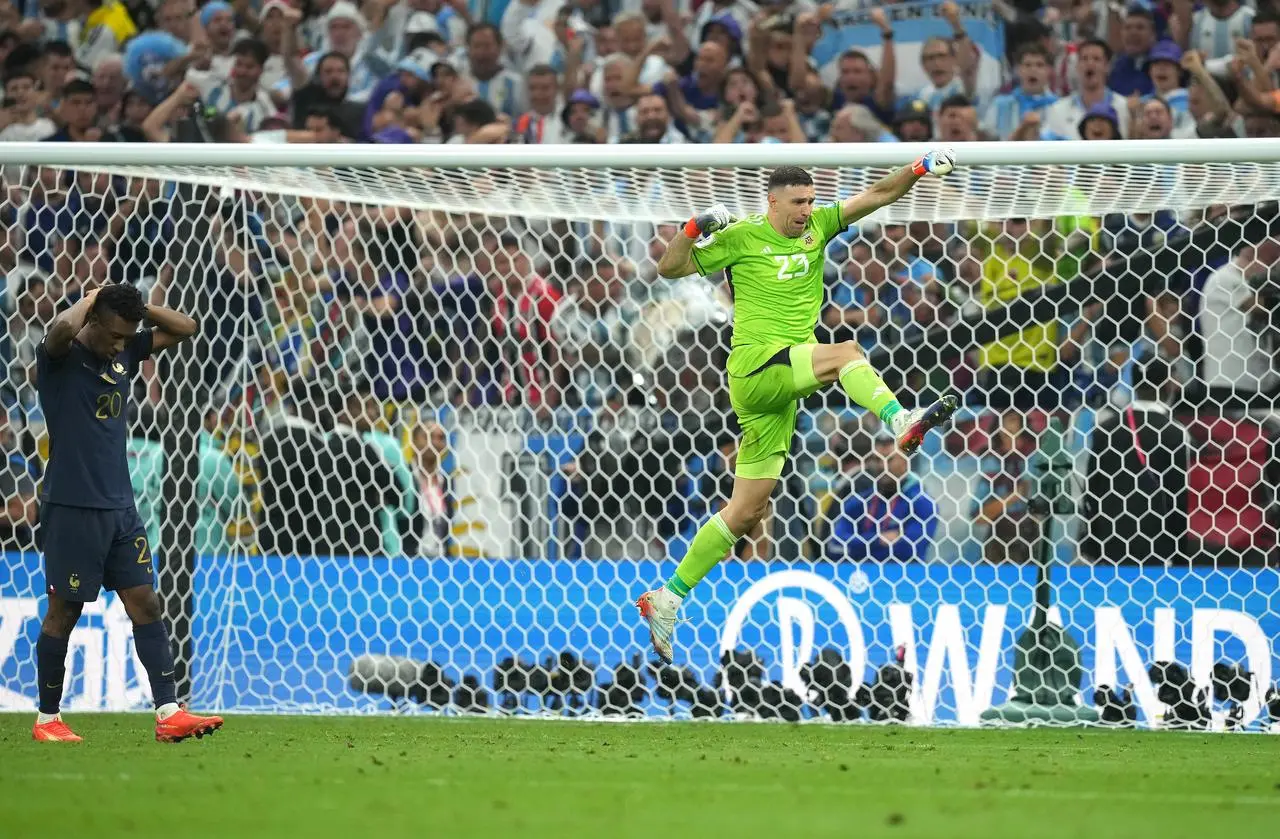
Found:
[664,514,737,597]
[838,359,903,425]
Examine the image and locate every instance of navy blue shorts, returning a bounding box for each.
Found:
[39,504,153,602]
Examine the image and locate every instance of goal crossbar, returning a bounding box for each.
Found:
[4,140,1280,224]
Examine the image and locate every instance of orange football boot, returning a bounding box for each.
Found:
[32,717,83,742]
[155,705,224,743]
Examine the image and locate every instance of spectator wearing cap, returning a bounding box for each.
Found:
[0,70,55,141]
[193,0,240,82]
[1173,0,1254,62]
[514,63,573,144]
[983,43,1058,141]
[698,13,744,65]
[290,1,383,103]
[561,87,601,141]
[376,0,469,61]
[257,0,294,93]
[1041,39,1129,139]
[204,39,277,134]
[363,46,436,140]
[892,99,932,142]
[1145,40,1189,118]
[1110,5,1158,97]
[1079,101,1121,139]
[458,22,526,120]
[44,77,98,141]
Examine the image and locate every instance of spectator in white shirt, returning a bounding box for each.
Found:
[197,0,239,80]
[982,43,1059,141]
[914,1,982,112]
[257,0,293,92]
[591,11,680,99]
[1041,38,1130,139]
[1201,238,1280,394]
[514,64,573,144]
[459,23,527,119]
[1174,0,1255,62]
[204,39,277,134]
[91,53,127,126]
[0,71,56,141]
[288,2,382,104]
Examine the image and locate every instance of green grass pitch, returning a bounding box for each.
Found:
[2,715,1278,839]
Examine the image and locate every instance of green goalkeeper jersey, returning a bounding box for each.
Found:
[690,201,846,377]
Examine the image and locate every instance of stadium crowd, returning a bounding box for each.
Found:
[0,0,1278,566]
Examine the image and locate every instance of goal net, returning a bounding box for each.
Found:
[0,141,1277,729]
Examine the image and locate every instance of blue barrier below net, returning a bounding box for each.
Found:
[1,551,1277,727]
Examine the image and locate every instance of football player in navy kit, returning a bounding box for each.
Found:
[32,283,222,743]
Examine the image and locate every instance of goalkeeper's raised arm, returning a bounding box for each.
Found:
[656,204,733,278]
[656,149,956,279]
[841,148,957,227]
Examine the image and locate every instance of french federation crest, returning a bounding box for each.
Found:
[803,233,815,247]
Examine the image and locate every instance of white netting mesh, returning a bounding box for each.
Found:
[34,159,1280,223]
[1,147,1278,730]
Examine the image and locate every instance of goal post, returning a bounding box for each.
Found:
[0,141,1277,728]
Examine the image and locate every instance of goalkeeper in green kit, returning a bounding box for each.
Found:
[636,149,960,663]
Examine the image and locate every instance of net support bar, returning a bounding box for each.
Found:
[4,139,1280,169]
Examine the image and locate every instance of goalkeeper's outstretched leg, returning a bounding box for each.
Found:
[637,341,956,663]
[808,341,959,455]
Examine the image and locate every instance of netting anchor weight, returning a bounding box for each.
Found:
[981,419,1100,728]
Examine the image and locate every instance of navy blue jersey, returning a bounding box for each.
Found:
[36,330,154,509]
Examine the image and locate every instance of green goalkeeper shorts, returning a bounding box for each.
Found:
[727,343,824,481]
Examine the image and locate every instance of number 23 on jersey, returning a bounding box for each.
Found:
[773,253,810,281]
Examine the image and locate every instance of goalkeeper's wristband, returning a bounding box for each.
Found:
[684,217,702,238]
[911,157,928,176]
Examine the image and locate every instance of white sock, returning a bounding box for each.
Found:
[156,702,181,720]
[655,587,682,608]
[37,712,60,725]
